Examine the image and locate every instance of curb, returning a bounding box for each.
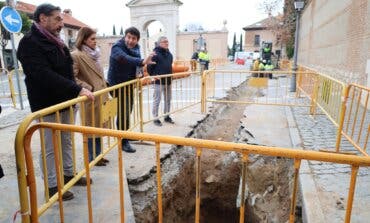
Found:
[285,107,326,223]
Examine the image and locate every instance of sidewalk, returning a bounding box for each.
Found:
[289,106,370,223]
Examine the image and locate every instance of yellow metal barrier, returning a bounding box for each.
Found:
[8,69,27,108]
[13,79,141,223]
[279,59,291,70]
[296,66,347,126]
[0,68,17,107]
[13,63,370,222]
[19,122,370,223]
[201,70,315,114]
[13,70,204,222]
[173,58,228,71]
[140,71,202,125]
[336,83,370,155]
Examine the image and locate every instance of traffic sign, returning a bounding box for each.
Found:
[0,6,22,33]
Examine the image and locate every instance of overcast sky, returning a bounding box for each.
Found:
[21,0,282,45]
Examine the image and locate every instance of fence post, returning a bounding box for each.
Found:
[335,85,349,152]
[138,80,144,133]
[15,120,32,223]
[7,69,17,108]
[309,74,319,116]
[295,68,302,98]
[201,71,206,114]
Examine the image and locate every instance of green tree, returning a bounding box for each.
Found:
[231,33,236,56]
[112,25,116,35]
[239,33,243,51]
[227,46,232,56]
[20,12,31,34]
[120,26,123,35]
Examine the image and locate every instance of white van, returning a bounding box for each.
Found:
[234,52,254,65]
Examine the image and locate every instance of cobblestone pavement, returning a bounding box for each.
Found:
[291,105,370,222]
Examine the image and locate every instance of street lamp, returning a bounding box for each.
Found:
[290,0,304,92]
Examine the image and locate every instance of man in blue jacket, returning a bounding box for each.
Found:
[107,26,155,153]
[147,36,175,126]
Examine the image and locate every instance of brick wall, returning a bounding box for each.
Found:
[244,29,276,52]
[176,31,228,60]
[298,0,369,85]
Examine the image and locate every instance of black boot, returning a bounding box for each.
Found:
[64,175,92,186]
[48,187,74,201]
[164,116,175,124]
[122,139,136,153]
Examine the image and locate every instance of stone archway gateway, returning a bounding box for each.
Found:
[126,0,182,58]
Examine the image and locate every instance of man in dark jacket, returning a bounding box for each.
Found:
[17,3,94,201]
[147,36,175,126]
[107,26,155,153]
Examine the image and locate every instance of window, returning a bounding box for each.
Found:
[254,35,260,46]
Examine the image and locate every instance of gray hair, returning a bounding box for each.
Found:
[157,36,168,43]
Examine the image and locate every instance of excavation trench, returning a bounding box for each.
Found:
[129,80,300,222]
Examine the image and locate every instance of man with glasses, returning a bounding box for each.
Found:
[147,36,175,126]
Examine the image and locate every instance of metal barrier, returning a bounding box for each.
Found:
[210,58,229,69]
[13,65,370,222]
[13,79,140,223]
[140,71,202,125]
[296,66,347,126]
[8,69,27,108]
[0,68,17,107]
[279,59,291,70]
[173,58,229,71]
[336,83,370,156]
[19,122,370,223]
[14,70,202,222]
[201,70,315,113]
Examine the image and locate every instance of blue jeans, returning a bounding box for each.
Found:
[88,137,102,162]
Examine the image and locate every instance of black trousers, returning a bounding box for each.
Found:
[115,86,134,131]
[0,164,4,179]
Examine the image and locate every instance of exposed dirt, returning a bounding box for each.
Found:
[129,81,300,222]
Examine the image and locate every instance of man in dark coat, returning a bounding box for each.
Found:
[107,26,155,153]
[147,36,175,126]
[17,3,94,201]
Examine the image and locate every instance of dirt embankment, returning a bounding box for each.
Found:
[129,81,298,222]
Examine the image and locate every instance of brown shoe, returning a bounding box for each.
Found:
[64,175,92,186]
[101,158,110,163]
[48,187,74,201]
[96,159,107,166]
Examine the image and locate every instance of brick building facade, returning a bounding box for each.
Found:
[243,16,285,58]
[298,0,370,85]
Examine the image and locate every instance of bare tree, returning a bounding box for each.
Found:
[259,0,301,58]
[259,0,282,15]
